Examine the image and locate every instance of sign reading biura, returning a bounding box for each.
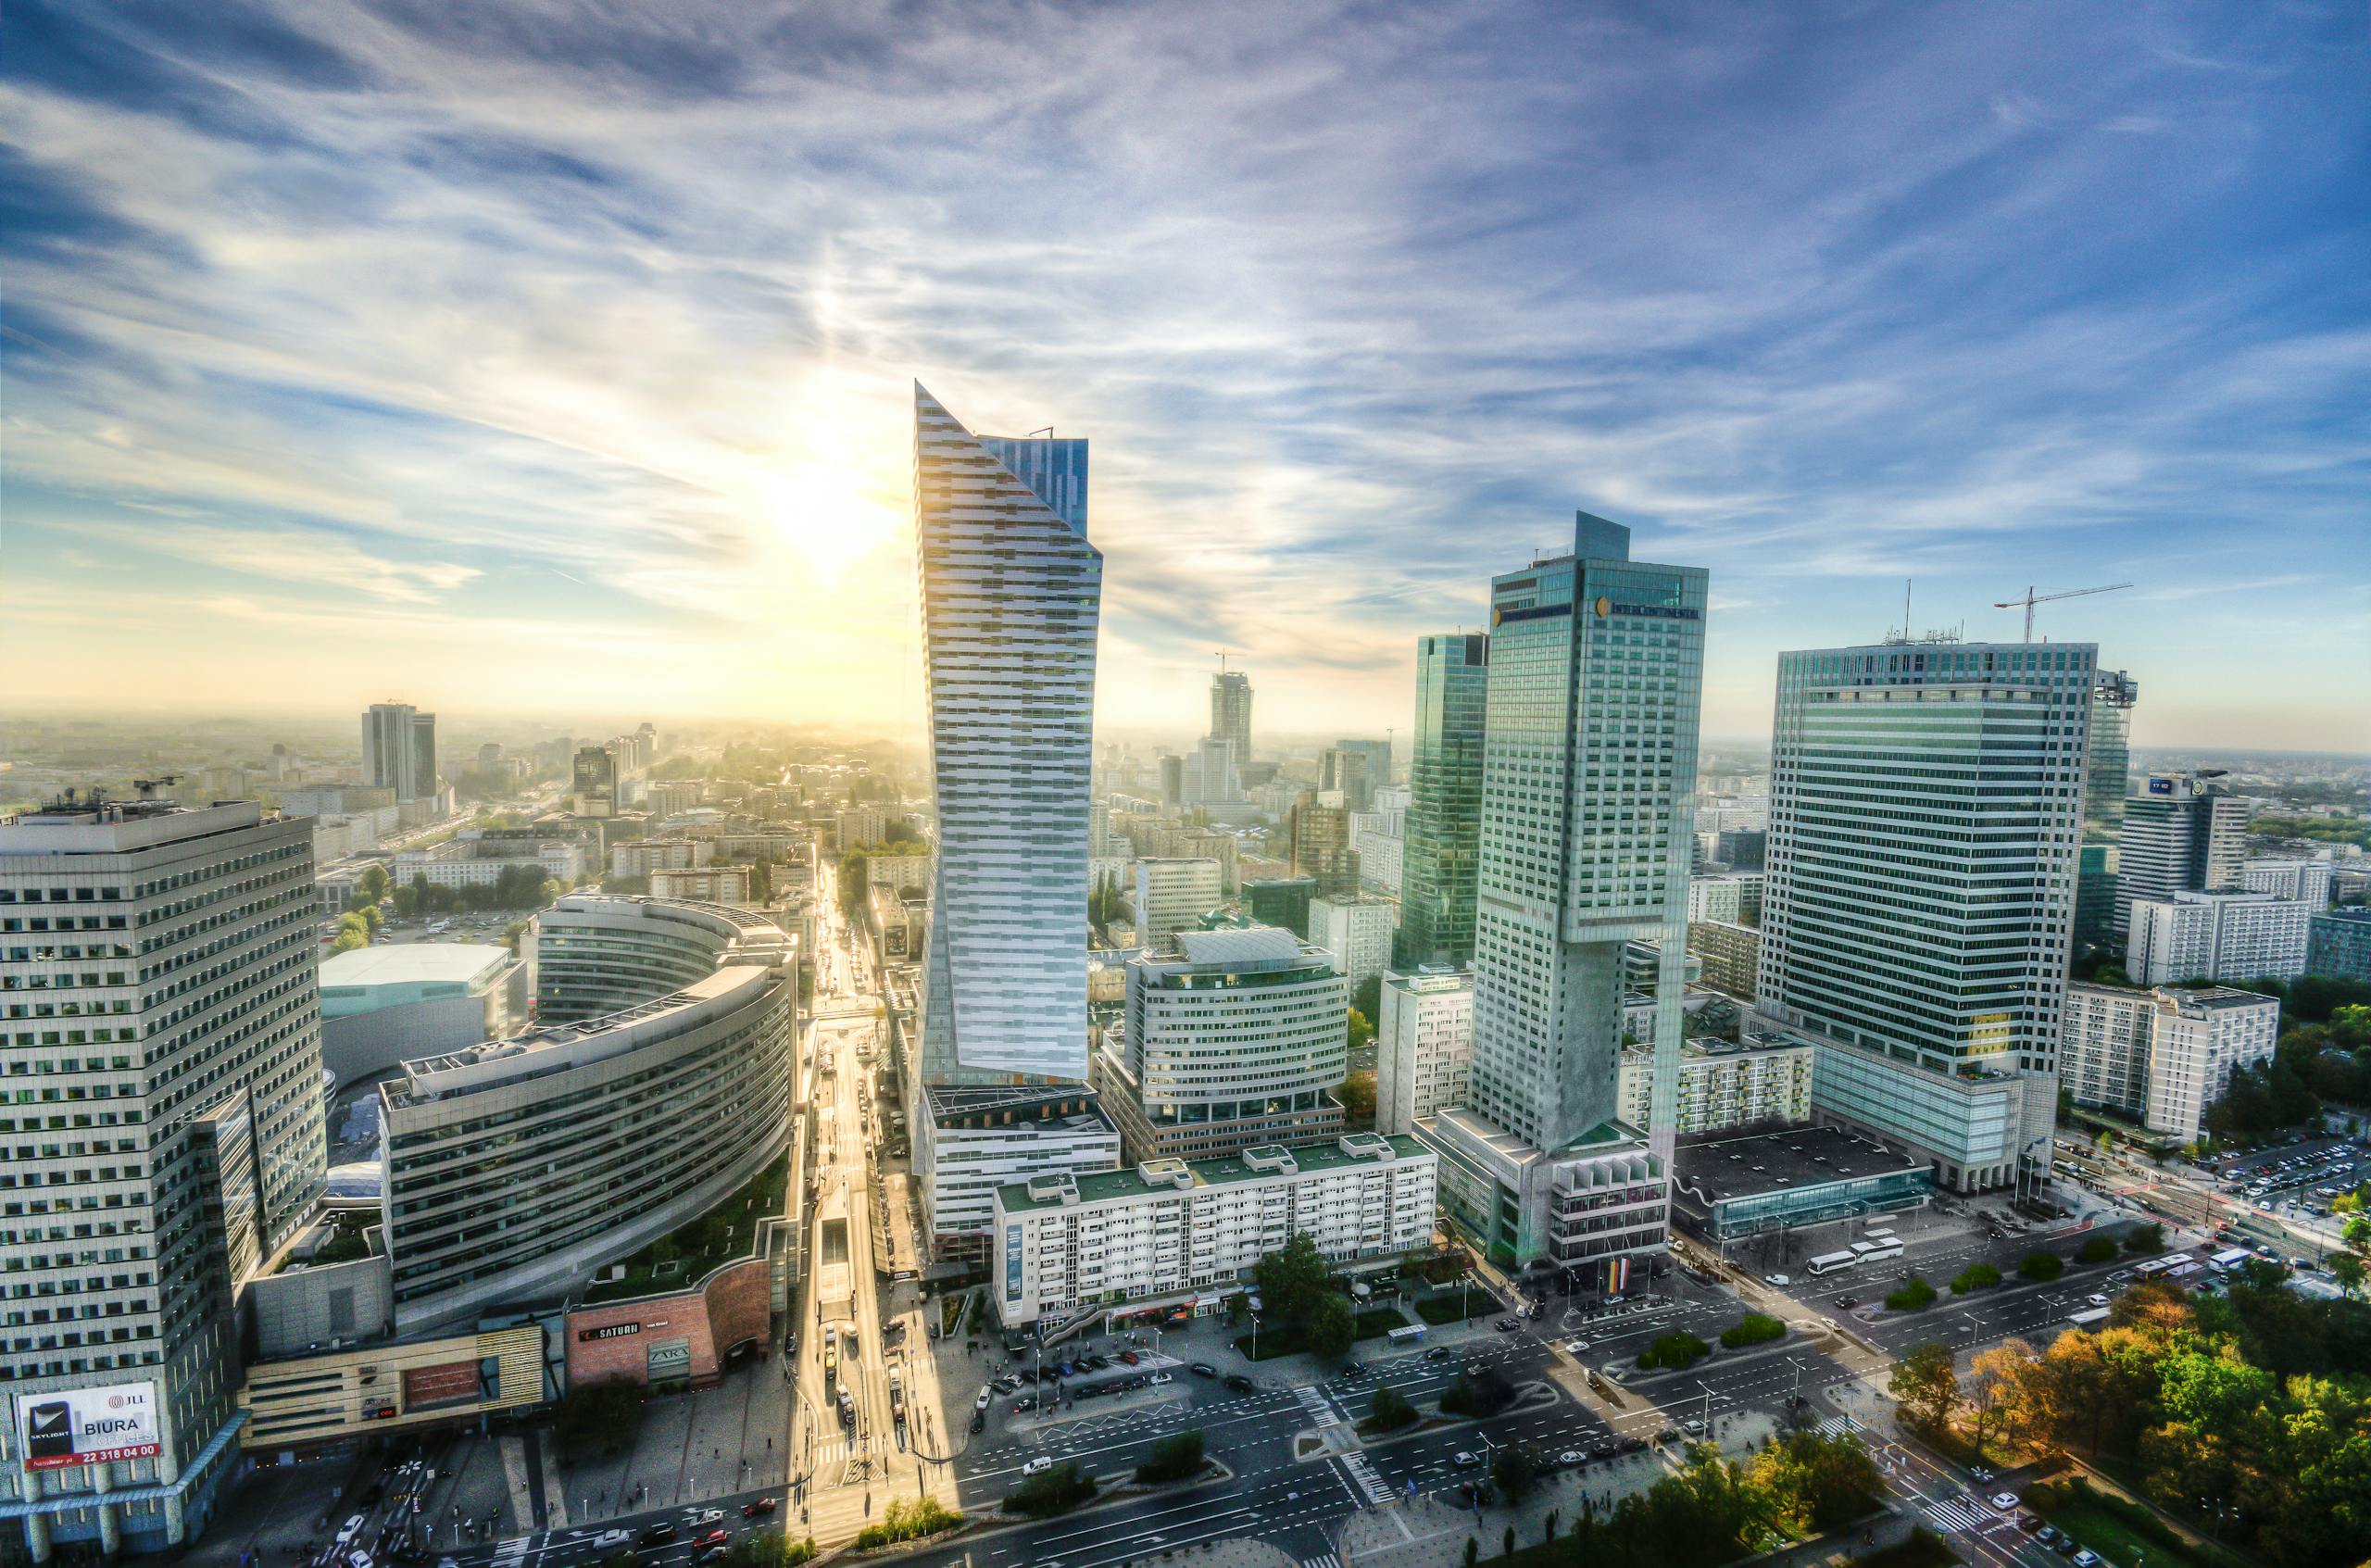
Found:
[14,1382,162,1470]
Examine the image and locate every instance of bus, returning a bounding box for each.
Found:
[2134,1255,2187,1281]
[1850,1239,1904,1265]
[1807,1250,1860,1276]
[2208,1247,2254,1273]
[2066,1307,2111,1331]
[1862,1227,1900,1243]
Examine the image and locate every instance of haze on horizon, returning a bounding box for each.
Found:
[4,3,2366,752]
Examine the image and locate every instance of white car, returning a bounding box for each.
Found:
[1022,1456,1054,1475]
[1989,1492,2021,1511]
[1148,1371,1173,1385]
[687,1509,725,1526]
[1563,1338,1590,1354]
[2087,1294,2110,1309]
[1454,1450,1480,1468]
[1763,1273,1791,1287]
[1559,1449,1586,1466]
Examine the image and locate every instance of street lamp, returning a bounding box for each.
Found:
[1249,1312,1262,1362]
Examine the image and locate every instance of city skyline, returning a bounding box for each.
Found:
[6,5,2368,749]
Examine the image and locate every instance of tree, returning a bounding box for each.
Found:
[1964,1341,2034,1457]
[1951,1262,2002,1293]
[2126,1222,2167,1254]
[2331,1253,2365,1300]
[2344,1214,2371,1257]
[1305,1292,1356,1358]
[1366,1385,1417,1433]
[2019,1251,2064,1281]
[839,852,871,920]
[1137,1429,1206,1482]
[1336,1071,1377,1129]
[1889,1342,1959,1432]
[358,863,392,903]
[1492,1444,1540,1504]
[1354,974,1383,1020]
[1253,1234,1332,1329]
[1347,1007,1375,1052]
[2078,1236,2118,1264]
[1748,1430,1882,1535]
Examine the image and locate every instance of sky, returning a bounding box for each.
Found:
[3,2,2367,753]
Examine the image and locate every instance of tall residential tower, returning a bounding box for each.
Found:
[1210,667,1253,767]
[1419,514,1705,1277]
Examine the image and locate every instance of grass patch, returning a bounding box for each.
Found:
[1850,1527,1959,1568]
[1886,1276,1938,1311]
[1950,1263,2001,1294]
[1637,1331,1711,1370]
[1720,1312,1786,1349]
[1355,1306,1411,1339]
[583,1153,789,1302]
[1415,1289,1499,1326]
[2028,1479,2246,1568]
[1136,1430,1206,1482]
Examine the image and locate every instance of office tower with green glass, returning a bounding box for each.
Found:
[1756,638,2092,1194]
[1396,632,1488,970]
[2075,670,2138,952]
[1418,513,1705,1279]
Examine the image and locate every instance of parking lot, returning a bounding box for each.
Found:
[2209,1133,2368,1218]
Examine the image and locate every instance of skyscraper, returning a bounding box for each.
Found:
[909,384,1119,1256]
[2117,771,2248,937]
[2074,671,2139,950]
[1210,668,1253,766]
[1288,794,1361,898]
[1419,513,1705,1276]
[0,797,326,1553]
[1397,632,1488,970]
[1756,638,2091,1193]
[360,700,438,801]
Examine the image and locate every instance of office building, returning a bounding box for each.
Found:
[1157,756,1185,809]
[2126,889,2311,985]
[1133,858,1224,953]
[1311,894,1398,985]
[528,894,793,1023]
[317,944,525,1089]
[611,837,714,878]
[2241,858,2333,909]
[1355,824,1405,897]
[1243,876,1317,940]
[1288,795,1361,900]
[2075,671,2139,950]
[1616,1032,1813,1135]
[2062,982,2281,1144]
[1180,734,1241,810]
[1320,745,1386,812]
[1712,827,1765,872]
[1210,669,1253,767]
[361,701,439,802]
[2308,908,2371,983]
[1376,969,1474,1135]
[647,864,754,906]
[571,746,619,819]
[2117,771,2247,935]
[1420,513,1705,1278]
[910,384,1118,1255]
[991,1135,1436,1328]
[1093,926,1349,1162]
[1668,1123,1931,1242]
[0,798,326,1554]
[1687,919,1760,1002]
[1757,638,2089,1194]
[1687,873,1763,927]
[1397,633,1488,971]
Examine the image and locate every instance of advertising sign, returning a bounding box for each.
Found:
[400,1361,483,1412]
[14,1383,162,1471]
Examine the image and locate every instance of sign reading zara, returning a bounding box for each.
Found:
[14,1382,162,1470]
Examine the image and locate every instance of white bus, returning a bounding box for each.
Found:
[1850,1239,1904,1265]
[1807,1250,1860,1276]
[2133,1255,2187,1281]
[2208,1247,2254,1273]
[2066,1307,2111,1331]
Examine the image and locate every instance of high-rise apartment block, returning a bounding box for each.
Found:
[1093,926,1349,1162]
[909,384,1117,1257]
[1397,633,1487,970]
[0,798,326,1554]
[2061,981,2280,1143]
[2116,771,2247,935]
[1686,873,1763,926]
[2240,858,2333,908]
[2126,889,2311,985]
[1758,638,2089,1193]
[1375,969,1474,1135]
[360,701,439,802]
[1133,858,1224,952]
[571,746,618,818]
[1210,669,1253,766]
[1288,795,1361,900]
[1309,894,1399,985]
[2074,671,2138,950]
[1615,1032,1813,1135]
[1419,513,1704,1278]
[2307,908,2371,983]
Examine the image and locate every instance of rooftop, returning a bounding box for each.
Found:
[997,1132,1430,1213]
[1672,1123,1926,1204]
[319,942,515,991]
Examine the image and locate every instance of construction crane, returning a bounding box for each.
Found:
[1994,582,2133,642]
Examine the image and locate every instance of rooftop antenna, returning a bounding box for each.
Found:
[1901,579,1913,640]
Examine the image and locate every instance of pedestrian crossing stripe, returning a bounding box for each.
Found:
[1301,1555,1341,1568]
[1814,1413,1860,1437]
[1342,1453,1391,1505]
[1293,1384,1340,1428]
[1924,1499,1992,1534]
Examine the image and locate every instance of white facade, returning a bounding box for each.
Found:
[1616,1035,1813,1135]
[1181,734,1240,808]
[913,384,1100,1085]
[1133,858,1223,952]
[610,837,713,877]
[1686,873,1763,925]
[2060,983,2156,1120]
[992,1134,1437,1326]
[2061,981,2281,1142]
[2240,858,2333,909]
[1311,895,1398,985]
[2127,890,2311,985]
[648,864,754,906]
[916,1096,1121,1248]
[1354,819,1407,897]
[1376,969,1474,1135]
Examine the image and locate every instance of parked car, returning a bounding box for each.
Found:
[1763,1273,1792,1287]
[638,1524,678,1548]
[1190,1361,1219,1377]
[1013,1397,1038,1413]
[1424,1346,1453,1361]
[697,1531,730,1549]
[2017,1513,2041,1533]
[2072,1551,2101,1568]
[1563,1338,1590,1354]
[1022,1457,1054,1475]
[1148,1371,1173,1386]
[1558,1449,1586,1467]
[1224,1373,1255,1392]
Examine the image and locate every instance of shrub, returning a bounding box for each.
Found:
[2125,1223,2166,1254]
[1885,1276,1938,1311]
[1004,1461,1097,1518]
[1364,1385,1419,1434]
[1950,1263,2001,1293]
[1492,1444,1542,1503]
[1721,1313,1786,1349]
[1637,1331,1712,1369]
[1137,1429,1206,1483]
[2078,1236,2117,1264]
[850,1498,960,1549]
[2019,1251,2064,1281]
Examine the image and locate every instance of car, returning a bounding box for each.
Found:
[1454,1450,1480,1468]
[2035,1527,2064,1548]
[1989,1493,2020,1512]
[1224,1374,1255,1392]
[1590,1440,1618,1460]
[1683,1419,1706,1436]
[2051,1534,2079,1556]
[1148,1371,1173,1386]
[2018,1513,2041,1533]
[969,1411,985,1435]
[592,1533,633,1549]
[1022,1457,1054,1475]
[1425,1346,1453,1361]
[2072,1552,2101,1568]
[1085,1355,1111,1370]
[698,1550,729,1565]
[1657,1425,1684,1445]
[1190,1361,1219,1377]
[1836,1296,1860,1310]
[687,1511,725,1527]
[1013,1397,1037,1412]
[2087,1294,2111,1309]
[1763,1273,1792,1287]
[741,1499,779,1519]
[1563,1338,1590,1354]
[638,1524,678,1547]
[1620,1436,1648,1454]
[698,1531,730,1549]
[993,1376,1019,1393]
[1559,1449,1586,1466]
[1495,1316,1522,1332]
[1118,1350,1140,1365]
[974,1389,993,1411]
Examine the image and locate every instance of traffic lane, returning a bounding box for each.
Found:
[433,1492,790,1568]
[955,1385,1317,1494]
[900,1465,1361,1568]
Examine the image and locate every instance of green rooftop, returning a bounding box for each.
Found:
[995,1132,1431,1214]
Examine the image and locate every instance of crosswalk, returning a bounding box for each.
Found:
[1294,1384,1340,1428]
[1924,1498,2002,1534]
[1814,1413,1861,1437]
[1300,1555,1341,1568]
[1342,1452,1392,1505]
[812,1438,848,1465]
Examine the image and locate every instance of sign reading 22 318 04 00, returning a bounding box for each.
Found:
[13,1383,162,1471]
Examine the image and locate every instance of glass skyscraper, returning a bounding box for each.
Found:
[1210,669,1253,765]
[1420,514,1705,1274]
[1756,638,2092,1192]
[2075,670,2138,952]
[1396,632,1488,970]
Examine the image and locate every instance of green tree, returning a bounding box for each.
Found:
[839,852,870,920]
[2019,1251,2064,1281]
[1335,1070,1377,1129]
[1951,1262,2002,1293]
[1365,1385,1417,1433]
[1347,1007,1375,1052]
[1305,1292,1356,1358]
[1747,1430,1882,1534]
[2126,1222,2167,1254]
[1354,974,1383,1020]
[358,863,392,903]
[2078,1236,2117,1264]
[2331,1252,2365,1299]
[1253,1233,1332,1328]
[1136,1429,1206,1482]
[1492,1444,1540,1504]
[1889,1342,1959,1431]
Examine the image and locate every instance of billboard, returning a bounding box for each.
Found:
[14,1382,161,1471]
[400,1361,483,1412]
